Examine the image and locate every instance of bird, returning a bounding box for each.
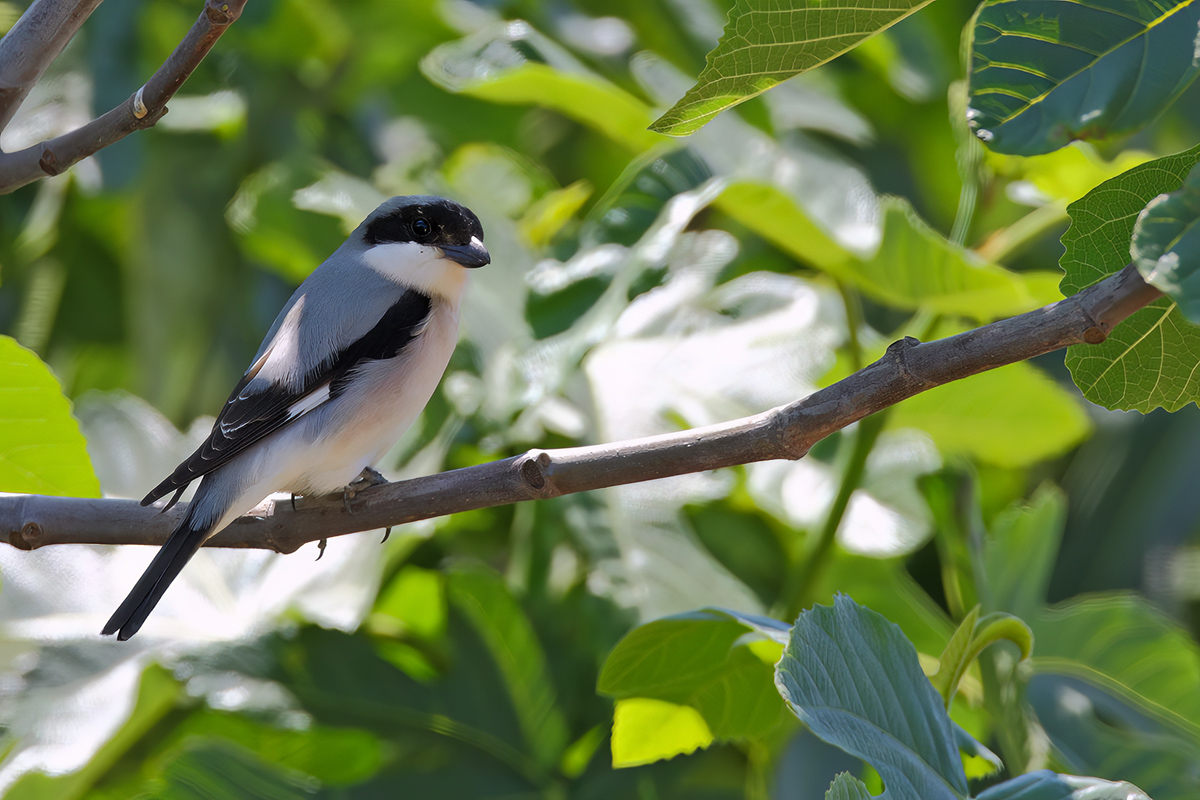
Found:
[102,195,490,641]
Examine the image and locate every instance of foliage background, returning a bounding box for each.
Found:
[1,0,1200,797]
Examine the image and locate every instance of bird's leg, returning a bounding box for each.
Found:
[343,466,389,513]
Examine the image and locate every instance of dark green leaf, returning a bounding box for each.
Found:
[651,0,937,136]
[145,741,318,800]
[968,0,1200,155]
[1060,144,1200,411]
[1132,162,1200,322]
[775,597,969,800]
[825,771,873,800]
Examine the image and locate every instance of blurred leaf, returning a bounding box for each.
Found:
[1060,144,1200,411]
[976,770,1151,800]
[1132,162,1200,323]
[1032,595,1200,742]
[980,484,1066,620]
[0,336,99,496]
[598,609,786,750]
[447,566,569,769]
[145,740,318,800]
[610,698,713,767]
[989,143,1154,206]
[968,0,1200,156]
[713,181,853,272]
[519,180,592,248]
[775,596,969,799]
[651,0,937,136]
[421,21,662,152]
[4,664,180,800]
[825,772,873,800]
[890,357,1090,468]
[373,565,446,640]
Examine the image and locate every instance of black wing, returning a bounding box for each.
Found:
[142,291,434,507]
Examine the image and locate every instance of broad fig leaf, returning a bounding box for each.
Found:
[826,772,873,800]
[1060,144,1200,411]
[0,336,100,497]
[652,0,938,136]
[775,596,969,800]
[1132,162,1200,323]
[968,0,1200,155]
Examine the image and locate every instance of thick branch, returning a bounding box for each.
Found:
[0,0,103,132]
[0,265,1163,554]
[0,0,246,194]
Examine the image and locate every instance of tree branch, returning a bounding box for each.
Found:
[0,264,1164,554]
[0,0,246,194]
[0,0,103,133]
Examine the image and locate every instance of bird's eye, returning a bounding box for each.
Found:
[412,217,432,238]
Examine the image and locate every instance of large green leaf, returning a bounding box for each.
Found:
[1132,162,1200,323]
[775,597,969,800]
[651,0,938,136]
[1060,144,1200,411]
[0,336,100,497]
[825,772,873,800]
[597,609,788,765]
[976,769,1151,800]
[968,0,1200,156]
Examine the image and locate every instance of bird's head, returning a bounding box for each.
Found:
[356,195,490,299]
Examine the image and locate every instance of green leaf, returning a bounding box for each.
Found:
[610,698,713,767]
[447,566,569,769]
[1132,162,1200,323]
[712,181,854,273]
[968,0,1200,156]
[651,0,938,136]
[146,741,319,800]
[519,180,593,249]
[890,358,1090,468]
[421,22,661,152]
[933,606,1033,707]
[1061,144,1200,411]
[775,596,969,800]
[825,771,873,800]
[0,335,100,497]
[1031,594,1200,742]
[980,484,1066,620]
[597,609,787,754]
[976,769,1151,800]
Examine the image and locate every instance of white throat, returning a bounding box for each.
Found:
[362,242,470,305]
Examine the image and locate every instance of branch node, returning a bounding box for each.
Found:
[1083,325,1107,345]
[12,522,42,550]
[38,146,60,176]
[132,86,148,119]
[517,450,557,498]
[206,0,242,24]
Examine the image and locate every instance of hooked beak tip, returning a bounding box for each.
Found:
[441,237,490,269]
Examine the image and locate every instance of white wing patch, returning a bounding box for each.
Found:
[286,383,331,420]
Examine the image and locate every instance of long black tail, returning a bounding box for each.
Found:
[102,501,213,640]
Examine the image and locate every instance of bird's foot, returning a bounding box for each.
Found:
[343,466,389,512]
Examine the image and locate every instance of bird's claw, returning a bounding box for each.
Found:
[316,537,327,561]
[381,526,392,544]
[343,466,389,513]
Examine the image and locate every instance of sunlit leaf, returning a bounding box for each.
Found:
[775,597,969,800]
[597,609,787,750]
[1132,162,1200,323]
[651,0,938,136]
[968,0,1200,155]
[1061,144,1200,411]
[0,336,100,497]
[610,698,713,767]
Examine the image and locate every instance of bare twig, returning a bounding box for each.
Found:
[0,0,246,194]
[0,265,1164,554]
[0,0,103,132]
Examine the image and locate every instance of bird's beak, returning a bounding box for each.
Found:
[440,236,490,269]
